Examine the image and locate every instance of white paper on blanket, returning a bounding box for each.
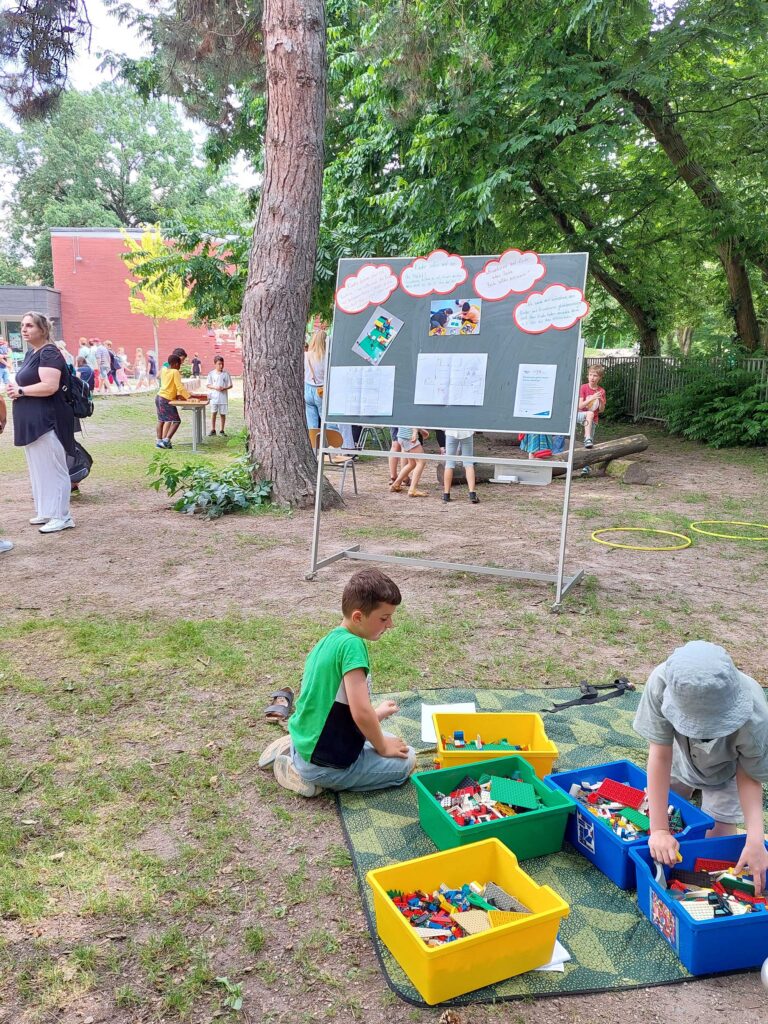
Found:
[328,365,396,417]
[533,939,571,972]
[413,352,488,406]
[420,702,476,743]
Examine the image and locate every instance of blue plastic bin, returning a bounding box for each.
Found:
[543,759,714,890]
[630,835,768,974]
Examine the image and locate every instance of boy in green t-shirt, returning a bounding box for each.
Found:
[273,568,415,797]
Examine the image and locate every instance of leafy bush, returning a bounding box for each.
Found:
[660,368,768,448]
[180,363,192,378]
[148,454,271,518]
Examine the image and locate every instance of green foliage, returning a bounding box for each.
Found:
[661,368,768,448]
[148,454,272,519]
[0,84,244,283]
[215,976,244,1011]
[0,249,27,285]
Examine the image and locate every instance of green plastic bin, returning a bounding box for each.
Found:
[412,755,573,860]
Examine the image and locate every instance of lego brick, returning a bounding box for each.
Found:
[595,778,645,809]
[693,858,735,873]
[489,777,538,810]
[488,910,530,927]
[680,901,715,921]
[720,873,756,896]
[484,881,530,914]
[618,807,651,830]
[451,910,491,934]
[669,869,715,888]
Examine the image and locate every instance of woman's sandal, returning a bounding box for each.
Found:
[389,483,402,493]
[408,489,428,497]
[264,686,295,727]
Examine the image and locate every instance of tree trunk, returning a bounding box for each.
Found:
[240,0,342,509]
[676,326,693,356]
[529,178,660,355]
[618,88,762,352]
[152,319,160,373]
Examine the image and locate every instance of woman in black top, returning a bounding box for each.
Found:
[7,312,76,533]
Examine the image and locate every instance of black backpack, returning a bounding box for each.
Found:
[61,364,95,418]
[67,440,93,484]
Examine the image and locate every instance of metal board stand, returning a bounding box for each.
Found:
[307,335,585,609]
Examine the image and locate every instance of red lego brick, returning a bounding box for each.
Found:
[693,858,737,873]
[595,778,646,809]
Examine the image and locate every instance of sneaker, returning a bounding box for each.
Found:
[442,493,451,503]
[258,735,291,769]
[584,436,594,449]
[39,516,75,534]
[0,539,13,554]
[155,440,166,448]
[29,515,49,525]
[273,753,322,798]
[469,491,480,504]
[219,431,227,437]
[163,440,173,449]
[208,430,217,436]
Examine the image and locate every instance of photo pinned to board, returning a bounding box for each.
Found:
[429,298,482,336]
[351,306,404,365]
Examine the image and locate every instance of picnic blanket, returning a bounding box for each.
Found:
[335,685,751,1006]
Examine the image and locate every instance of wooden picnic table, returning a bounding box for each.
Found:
[170,397,210,452]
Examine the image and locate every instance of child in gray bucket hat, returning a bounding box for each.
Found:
[634,640,768,892]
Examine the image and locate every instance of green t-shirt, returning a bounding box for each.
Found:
[289,626,370,769]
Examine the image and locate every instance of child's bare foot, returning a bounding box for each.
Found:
[389,483,402,493]
[408,489,428,497]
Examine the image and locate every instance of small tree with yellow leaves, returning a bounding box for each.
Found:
[122,226,193,371]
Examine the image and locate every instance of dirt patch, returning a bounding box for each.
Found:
[2,424,768,1023]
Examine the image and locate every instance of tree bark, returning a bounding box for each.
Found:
[676,325,693,356]
[530,178,660,355]
[618,88,762,353]
[240,0,342,509]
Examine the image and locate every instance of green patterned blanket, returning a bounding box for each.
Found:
[337,686,698,1006]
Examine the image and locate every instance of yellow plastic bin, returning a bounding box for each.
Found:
[433,712,558,777]
[366,838,570,1005]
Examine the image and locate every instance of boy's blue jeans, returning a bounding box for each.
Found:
[292,733,416,793]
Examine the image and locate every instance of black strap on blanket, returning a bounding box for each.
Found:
[542,676,634,713]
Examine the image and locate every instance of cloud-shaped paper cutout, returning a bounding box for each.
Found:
[336,264,398,314]
[400,249,467,297]
[513,284,590,334]
[473,249,546,301]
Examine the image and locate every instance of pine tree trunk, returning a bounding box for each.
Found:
[240,0,342,509]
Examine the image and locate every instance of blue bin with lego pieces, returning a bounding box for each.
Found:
[543,759,714,890]
[630,834,768,974]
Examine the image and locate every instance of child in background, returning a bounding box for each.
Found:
[389,427,429,497]
[273,568,415,797]
[0,336,12,388]
[442,428,479,504]
[191,352,202,379]
[133,347,148,390]
[578,364,606,448]
[155,353,190,448]
[76,356,94,390]
[206,356,233,436]
[634,641,768,893]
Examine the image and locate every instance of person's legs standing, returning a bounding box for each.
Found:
[210,409,218,434]
[406,443,427,496]
[462,436,479,502]
[25,431,71,523]
[304,383,320,429]
[443,434,459,501]
[388,430,403,482]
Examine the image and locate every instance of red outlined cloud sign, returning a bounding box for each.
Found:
[473,249,546,301]
[514,284,590,334]
[400,249,467,297]
[335,264,399,314]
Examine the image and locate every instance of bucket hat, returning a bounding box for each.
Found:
[661,641,752,739]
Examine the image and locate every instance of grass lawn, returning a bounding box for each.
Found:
[1,393,767,1022]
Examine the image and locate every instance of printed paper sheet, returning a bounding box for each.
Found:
[327,365,396,417]
[413,352,488,406]
[513,363,557,419]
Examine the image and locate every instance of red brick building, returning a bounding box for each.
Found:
[50,228,243,374]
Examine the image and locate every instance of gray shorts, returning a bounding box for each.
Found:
[671,775,741,825]
[444,434,475,470]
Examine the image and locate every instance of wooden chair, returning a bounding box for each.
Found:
[308,427,358,497]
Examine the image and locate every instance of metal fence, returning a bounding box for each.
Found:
[583,355,768,422]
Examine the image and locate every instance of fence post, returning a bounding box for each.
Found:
[631,357,643,420]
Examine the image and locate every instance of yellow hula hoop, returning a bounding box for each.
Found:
[591,527,692,551]
[689,520,768,541]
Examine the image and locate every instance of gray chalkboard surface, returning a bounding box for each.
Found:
[326,251,589,435]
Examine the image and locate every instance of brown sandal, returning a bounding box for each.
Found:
[264,686,295,726]
[389,483,402,493]
[408,489,428,497]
